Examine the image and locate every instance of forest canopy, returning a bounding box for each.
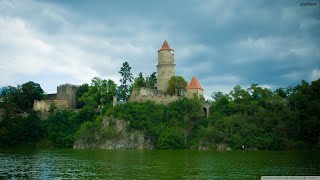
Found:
[0,78,319,150]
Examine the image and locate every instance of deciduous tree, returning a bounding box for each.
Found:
[166,76,187,96]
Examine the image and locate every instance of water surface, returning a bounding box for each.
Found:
[1,149,319,179]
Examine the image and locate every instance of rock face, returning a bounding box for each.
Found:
[73,117,154,149]
[216,143,230,151]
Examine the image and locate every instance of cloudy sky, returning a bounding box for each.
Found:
[0,0,319,99]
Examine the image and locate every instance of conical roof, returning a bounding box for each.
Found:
[186,76,203,90]
[158,40,173,51]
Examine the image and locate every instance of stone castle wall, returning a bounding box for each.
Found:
[45,93,57,100]
[186,89,204,99]
[57,84,79,109]
[33,83,79,112]
[128,87,180,105]
[33,99,68,112]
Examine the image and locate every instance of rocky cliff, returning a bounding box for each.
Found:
[73,116,154,149]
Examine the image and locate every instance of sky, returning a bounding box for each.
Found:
[0,0,319,99]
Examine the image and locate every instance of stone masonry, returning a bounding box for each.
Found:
[157,40,176,93]
[33,83,79,112]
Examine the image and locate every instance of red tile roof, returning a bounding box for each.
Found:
[186,76,203,90]
[159,40,173,51]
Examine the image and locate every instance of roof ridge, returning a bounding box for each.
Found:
[186,76,203,90]
[159,40,173,51]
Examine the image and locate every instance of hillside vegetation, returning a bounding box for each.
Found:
[1,79,319,150]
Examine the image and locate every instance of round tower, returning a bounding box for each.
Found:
[186,76,204,99]
[157,40,176,92]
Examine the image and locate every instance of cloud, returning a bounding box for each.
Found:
[229,36,319,64]
[311,69,320,81]
[0,0,168,93]
[202,74,240,84]
[0,0,319,99]
[0,16,51,75]
[281,71,305,81]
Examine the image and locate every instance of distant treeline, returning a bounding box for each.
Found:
[0,78,319,150]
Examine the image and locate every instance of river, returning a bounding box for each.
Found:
[0,149,319,179]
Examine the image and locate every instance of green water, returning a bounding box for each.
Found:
[0,149,319,179]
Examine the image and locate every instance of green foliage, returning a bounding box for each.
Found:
[205,79,320,150]
[166,76,187,96]
[79,77,117,108]
[106,98,202,149]
[45,110,77,147]
[1,78,319,150]
[75,121,95,142]
[146,72,157,89]
[49,101,57,113]
[19,81,45,110]
[0,86,19,111]
[287,79,320,145]
[0,110,43,147]
[157,127,185,149]
[106,101,166,137]
[0,81,44,111]
[76,83,89,109]
[101,126,122,140]
[133,72,146,88]
[118,61,133,101]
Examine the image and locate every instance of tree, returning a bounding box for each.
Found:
[146,72,157,89]
[45,110,76,147]
[19,81,44,110]
[275,87,288,98]
[0,86,19,110]
[0,82,44,111]
[118,62,133,101]
[0,110,43,147]
[79,77,117,108]
[166,76,187,96]
[287,79,320,145]
[133,72,146,88]
[211,91,224,102]
[76,83,89,109]
[102,79,117,105]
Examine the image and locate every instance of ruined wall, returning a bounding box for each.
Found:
[33,99,68,112]
[45,93,57,100]
[33,83,79,112]
[128,87,180,105]
[57,84,79,109]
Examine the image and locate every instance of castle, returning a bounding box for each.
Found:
[33,84,79,112]
[34,40,205,111]
[128,40,204,104]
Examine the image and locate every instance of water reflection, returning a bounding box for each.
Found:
[0,149,319,179]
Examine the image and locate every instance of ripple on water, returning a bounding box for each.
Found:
[1,150,320,179]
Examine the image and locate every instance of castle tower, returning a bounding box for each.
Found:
[186,76,204,99]
[57,84,79,108]
[157,40,176,92]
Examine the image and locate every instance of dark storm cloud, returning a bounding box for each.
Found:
[0,0,319,97]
